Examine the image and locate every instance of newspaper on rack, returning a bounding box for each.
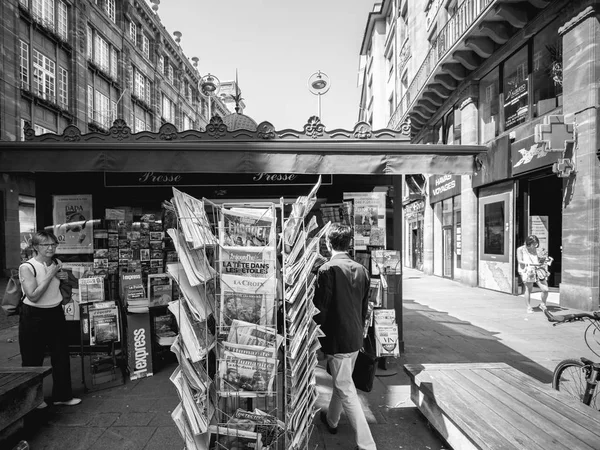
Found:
[373,308,400,357]
[220,340,278,360]
[282,175,321,249]
[226,319,283,350]
[283,222,330,286]
[88,302,120,345]
[171,403,210,450]
[166,262,214,321]
[220,207,276,248]
[220,247,276,278]
[218,354,277,397]
[226,408,285,448]
[219,290,275,328]
[208,424,263,450]
[168,299,215,363]
[167,228,216,285]
[282,215,318,266]
[172,187,218,249]
[285,272,316,305]
[170,366,212,435]
[170,335,210,398]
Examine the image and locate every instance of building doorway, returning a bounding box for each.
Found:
[443,226,453,278]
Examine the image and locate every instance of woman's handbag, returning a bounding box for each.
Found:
[2,263,35,316]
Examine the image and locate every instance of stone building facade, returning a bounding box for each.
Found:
[359,0,600,310]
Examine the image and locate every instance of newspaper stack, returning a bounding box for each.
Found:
[280,179,324,444]
[172,187,218,249]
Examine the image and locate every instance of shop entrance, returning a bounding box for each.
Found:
[521,173,562,288]
[442,226,453,278]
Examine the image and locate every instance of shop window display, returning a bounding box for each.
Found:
[479,67,500,143]
[483,201,505,256]
[532,19,563,117]
[503,46,529,131]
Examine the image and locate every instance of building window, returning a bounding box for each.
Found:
[479,67,499,143]
[134,117,145,133]
[129,21,136,44]
[105,0,115,22]
[134,69,145,99]
[87,25,93,59]
[503,46,528,131]
[94,33,110,73]
[19,41,29,89]
[32,0,55,28]
[87,85,93,120]
[57,0,67,40]
[110,47,118,79]
[94,90,110,128]
[479,192,510,262]
[162,94,175,122]
[158,55,164,74]
[142,35,150,59]
[19,195,37,262]
[58,66,68,109]
[32,49,55,101]
[444,106,461,145]
[533,19,563,118]
[167,65,174,84]
[182,114,191,130]
[34,124,53,134]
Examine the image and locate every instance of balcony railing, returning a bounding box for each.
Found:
[389,0,494,130]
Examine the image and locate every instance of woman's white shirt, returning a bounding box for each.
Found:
[20,258,62,308]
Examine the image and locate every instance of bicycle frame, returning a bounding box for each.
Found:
[581,358,600,406]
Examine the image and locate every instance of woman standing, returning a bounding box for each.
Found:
[516,234,551,314]
[19,230,81,408]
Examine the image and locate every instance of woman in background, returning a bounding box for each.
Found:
[19,230,81,408]
[516,234,552,314]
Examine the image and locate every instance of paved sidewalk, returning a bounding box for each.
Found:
[0,269,595,449]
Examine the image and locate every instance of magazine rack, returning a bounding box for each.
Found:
[165,181,324,449]
[78,300,126,391]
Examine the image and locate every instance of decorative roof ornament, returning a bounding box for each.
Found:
[232,69,244,114]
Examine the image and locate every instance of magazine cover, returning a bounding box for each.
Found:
[208,425,263,450]
[373,309,400,357]
[343,192,386,250]
[220,291,265,327]
[220,207,275,248]
[228,408,284,447]
[227,319,281,349]
[147,273,173,307]
[89,302,120,345]
[220,247,276,278]
[78,276,105,303]
[218,356,277,397]
[51,194,93,254]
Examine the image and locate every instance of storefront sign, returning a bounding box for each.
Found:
[428,175,461,204]
[404,200,425,220]
[127,313,153,381]
[104,172,332,187]
[52,194,93,254]
[511,135,561,176]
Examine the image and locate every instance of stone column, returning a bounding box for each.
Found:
[559,2,600,310]
[459,86,479,287]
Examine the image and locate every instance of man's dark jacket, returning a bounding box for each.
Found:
[313,253,369,354]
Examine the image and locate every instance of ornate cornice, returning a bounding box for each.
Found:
[559,4,597,35]
[24,116,412,143]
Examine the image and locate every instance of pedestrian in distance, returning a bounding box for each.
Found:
[19,230,81,408]
[517,234,552,314]
[312,224,377,450]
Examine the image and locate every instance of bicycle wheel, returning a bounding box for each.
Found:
[552,358,600,409]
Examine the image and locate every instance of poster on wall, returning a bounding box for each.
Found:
[343,192,386,250]
[529,215,549,252]
[52,195,93,254]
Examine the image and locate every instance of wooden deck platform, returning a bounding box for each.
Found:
[0,366,52,442]
[404,362,600,450]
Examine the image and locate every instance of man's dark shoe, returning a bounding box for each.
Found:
[320,410,337,434]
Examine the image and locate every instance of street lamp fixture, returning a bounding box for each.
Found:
[307,70,331,120]
[200,73,221,120]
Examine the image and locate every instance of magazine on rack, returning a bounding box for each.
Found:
[167,228,216,285]
[227,408,285,447]
[209,425,263,450]
[373,309,400,357]
[218,355,277,397]
[220,207,276,248]
[220,290,275,328]
[282,175,321,249]
[78,276,105,303]
[147,273,172,307]
[171,187,218,249]
[168,299,215,363]
[89,301,120,345]
[166,262,214,321]
[227,319,283,349]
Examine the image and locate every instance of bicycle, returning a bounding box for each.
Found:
[544,307,600,409]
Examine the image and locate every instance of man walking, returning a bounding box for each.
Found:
[313,224,377,450]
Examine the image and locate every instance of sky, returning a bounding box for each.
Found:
[149,0,377,130]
